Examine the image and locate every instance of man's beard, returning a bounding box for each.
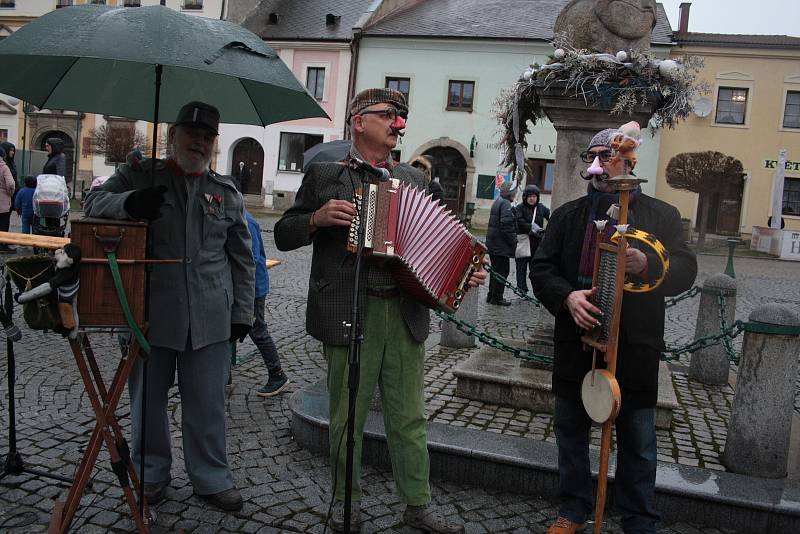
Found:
[170,143,211,175]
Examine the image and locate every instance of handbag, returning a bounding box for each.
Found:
[515,233,531,258]
[5,255,62,331]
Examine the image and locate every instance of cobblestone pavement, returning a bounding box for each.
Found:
[1,213,795,533]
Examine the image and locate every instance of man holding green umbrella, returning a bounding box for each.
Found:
[85,101,255,512]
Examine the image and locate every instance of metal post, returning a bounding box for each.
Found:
[19,102,27,179]
[724,238,739,278]
[71,112,81,199]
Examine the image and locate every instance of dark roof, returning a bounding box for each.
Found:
[674,32,800,49]
[362,0,673,45]
[242,0,376,41]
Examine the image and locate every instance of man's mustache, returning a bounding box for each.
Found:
[390,127,405,137]
[580,170,610,181]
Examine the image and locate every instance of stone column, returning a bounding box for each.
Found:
[689,274,736,385]
[722,304,800,478]
[536,83,656,210]
[440,285,479,348]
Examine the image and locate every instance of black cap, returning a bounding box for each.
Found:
[174,101,219,135]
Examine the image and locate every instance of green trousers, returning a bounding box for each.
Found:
[325,295,431,505]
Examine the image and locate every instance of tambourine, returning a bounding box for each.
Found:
[581,369,621,424]
[610,227,669,293]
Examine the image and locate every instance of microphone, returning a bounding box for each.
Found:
[348,157,391,181]
[0,307,21,342]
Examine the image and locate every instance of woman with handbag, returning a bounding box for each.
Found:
[514,184,550,292]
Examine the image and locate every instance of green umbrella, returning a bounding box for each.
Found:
[0,4,327,126]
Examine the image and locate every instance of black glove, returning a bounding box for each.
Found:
[229,323,251,343]
[124,185,168,221]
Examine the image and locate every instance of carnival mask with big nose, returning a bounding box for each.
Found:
[391,114,406,137]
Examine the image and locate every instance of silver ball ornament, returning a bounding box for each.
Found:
[616,50,628,62]
[523,69,533,81]
[659,59,678,78]
[554,48,566,60]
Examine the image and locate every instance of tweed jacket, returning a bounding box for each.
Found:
[274,161,429,346]
[84,159,255,351]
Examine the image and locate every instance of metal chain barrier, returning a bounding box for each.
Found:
[434,309,553,364]
[664,286,700,308]
[485,265,541,306]
[717,292,740,364]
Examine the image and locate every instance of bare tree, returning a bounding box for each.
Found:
[89,123,149,167]
[666,151,744,247]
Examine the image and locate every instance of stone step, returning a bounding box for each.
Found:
[453,343,678,429]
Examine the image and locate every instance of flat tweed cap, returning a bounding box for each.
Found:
[347,88,408,121]
[587,128,618,151]
[175,101,220,135]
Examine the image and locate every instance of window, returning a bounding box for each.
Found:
[784,177,800,216]
[783,91,800,129]
[104,121,136,165]
[715,87,748,125]
[476,175,495,200]
[89,0,106,4]
[306,67,325,101]
[278,133,323,172]
[447,80,474,111]
[0,130,7,143]
[0,1,15,8]
[56,0,73,7]
[385,77,410,104]
[182,0,203,10]
[123,1,142,6]
[527,158,555,193]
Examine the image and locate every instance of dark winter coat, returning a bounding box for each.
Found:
[43,138,67,179]
[531,192,697,408]
[515,186,550,258]
[486,195,516,257]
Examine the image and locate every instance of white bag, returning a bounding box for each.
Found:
[515,234,531,258]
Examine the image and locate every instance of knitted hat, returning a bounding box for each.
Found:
[499,180,517,198]
[347,88,408,122]
[586,128,617,151]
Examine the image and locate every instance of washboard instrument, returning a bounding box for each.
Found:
[578,175,668,534]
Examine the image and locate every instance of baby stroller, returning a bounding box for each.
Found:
[33,174,70,239]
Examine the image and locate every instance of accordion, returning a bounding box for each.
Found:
[347,178,486,313]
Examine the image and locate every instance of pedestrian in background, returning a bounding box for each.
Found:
[485,180,517,306]
[14,176,36,235]
[0,146,16,251]
[43,138,67,179]
[237,182,290,398]
[514,184,550,293]
[1,141,19,192]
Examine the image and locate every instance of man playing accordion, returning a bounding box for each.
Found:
[531,126,697,534]
[275,88,486,533]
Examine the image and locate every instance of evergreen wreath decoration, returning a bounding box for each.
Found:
[494,36,708,170]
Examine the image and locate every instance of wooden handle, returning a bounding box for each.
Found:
[0,231,70,249]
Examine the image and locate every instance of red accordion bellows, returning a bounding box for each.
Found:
[348,179,486,313]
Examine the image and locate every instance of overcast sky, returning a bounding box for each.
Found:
[659,0,800,37]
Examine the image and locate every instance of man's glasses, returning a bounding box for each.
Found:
[580,150,614,163]
[358,108,406,121]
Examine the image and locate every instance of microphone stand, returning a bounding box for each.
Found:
[342,166,372,534]
[0,275,73,486]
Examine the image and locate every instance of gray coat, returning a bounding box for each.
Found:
[84,159,255,351]
[274,162,430,346]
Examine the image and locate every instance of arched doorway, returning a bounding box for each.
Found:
[423,147,467,215]
[231,138,264,196]
[39,131,74,184]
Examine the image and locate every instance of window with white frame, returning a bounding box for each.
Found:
[0,1,15,8]
[183,0,203,10]
[56,0,73,8]
[306,67,325,101]
[385,77,410,104]
[278,132,323,172]
[715,87,748,125]
[783,91,800,129]
[784,177,800,216]
[123,0,142,6]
